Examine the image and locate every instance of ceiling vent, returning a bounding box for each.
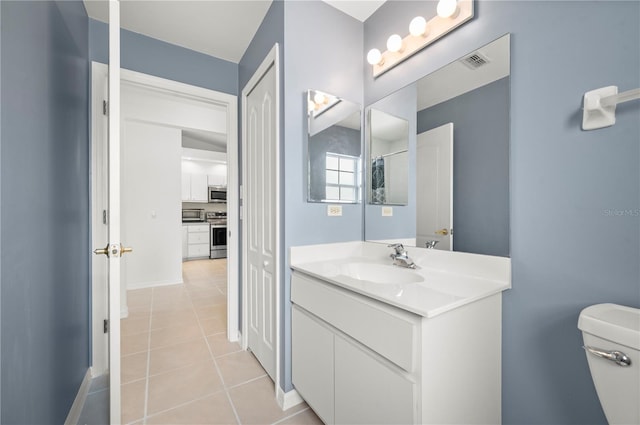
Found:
[460,51,490,70]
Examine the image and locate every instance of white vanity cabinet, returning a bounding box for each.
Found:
[291,270,502,425]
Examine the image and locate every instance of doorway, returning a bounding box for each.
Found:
[90,62,239,375]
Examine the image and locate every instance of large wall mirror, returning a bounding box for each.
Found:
[307,90,362,203]
[365,34,510,257]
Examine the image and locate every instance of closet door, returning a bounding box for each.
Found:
[245,59,278,380]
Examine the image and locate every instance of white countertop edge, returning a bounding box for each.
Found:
[291,266,508,318]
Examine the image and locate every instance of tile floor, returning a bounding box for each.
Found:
[79,259,323,425]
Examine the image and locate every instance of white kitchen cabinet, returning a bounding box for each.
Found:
[181,173,208,202]
[291,270,502,425]
[183,224,209,260]
[207,173,227,187]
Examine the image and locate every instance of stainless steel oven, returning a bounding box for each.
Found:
[207,211,227,258]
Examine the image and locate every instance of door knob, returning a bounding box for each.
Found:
[93,244,109,256]
[435,228,449,236]
[263,261,269,268]
[93,243,133,257]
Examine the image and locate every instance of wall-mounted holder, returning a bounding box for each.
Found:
[582,86,640,130]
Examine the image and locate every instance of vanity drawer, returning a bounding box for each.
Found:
[291,271,419,373]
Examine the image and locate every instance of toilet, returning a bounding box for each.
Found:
[578,303,640,424]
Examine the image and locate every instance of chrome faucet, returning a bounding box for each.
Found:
[388,243,418,269]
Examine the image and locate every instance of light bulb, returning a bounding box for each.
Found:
[314,92,325,105]
[437,0,459,18]
[367,48,383,66]
[409,16,428,37]
[386,34,403,53]
[308,100,316,113]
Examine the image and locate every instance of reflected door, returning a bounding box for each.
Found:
[416,123,453,250]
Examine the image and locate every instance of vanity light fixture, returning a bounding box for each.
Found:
[308,90,340,117]
[409,16,428,37]
[367,0,474,78]
[367,48,384,66]
[437,0,460,18]
[386,34,404,53]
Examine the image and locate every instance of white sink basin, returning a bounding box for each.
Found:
[339,262,424,284]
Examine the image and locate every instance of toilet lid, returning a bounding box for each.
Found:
[578,303,640,350]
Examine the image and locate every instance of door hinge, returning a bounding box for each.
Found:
[103,319,109,333]
[102,209,108,225]
[103,100,108,116]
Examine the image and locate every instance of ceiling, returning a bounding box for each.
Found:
[83,0,385,64]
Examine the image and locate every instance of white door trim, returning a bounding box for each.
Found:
[241,43,281,390]
[90,62,240,374]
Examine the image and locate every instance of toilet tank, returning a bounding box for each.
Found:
[578,303,640,425]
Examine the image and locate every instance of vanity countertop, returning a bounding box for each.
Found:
[290,241,511,318]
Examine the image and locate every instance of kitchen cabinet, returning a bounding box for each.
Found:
[181,173,208,202]
[207,173,227,187]
[183,224,210,260]
[291,270,501,425]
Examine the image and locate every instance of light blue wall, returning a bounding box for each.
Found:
[417,77,510,257]
[365,1,639,423]
[1,1,90,422]
[282,0,364,391]
[89,18,238,95]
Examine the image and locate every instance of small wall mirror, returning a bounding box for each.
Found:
[368,109,409,205]
[307,90,362,203]
[365,34,510,257]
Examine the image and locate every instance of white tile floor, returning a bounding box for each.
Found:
[79,259,323,425]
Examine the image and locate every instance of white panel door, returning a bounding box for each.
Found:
[246,63,277,380]
[416,123,453,250]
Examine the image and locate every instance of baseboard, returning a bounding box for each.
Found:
[64,368,92,425]
[276,386,304,411]
[127,278,184,290]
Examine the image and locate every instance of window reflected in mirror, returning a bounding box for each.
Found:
[307,90,362,203]
[368,109,409,205]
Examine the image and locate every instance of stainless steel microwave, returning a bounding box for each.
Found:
[208,186,227,203]
[182,208,205,222]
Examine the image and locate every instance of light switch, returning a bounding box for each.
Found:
[382,206,393,217]
[327,205,343,217]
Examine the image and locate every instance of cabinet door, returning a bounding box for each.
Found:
[188,232,209,244]
[181,173,191,201]
[334,336,416,425]
[187,244,209,258]
[292,306,334,424]
[191,174,208,202]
